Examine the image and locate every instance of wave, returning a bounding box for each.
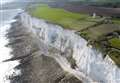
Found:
[0,19,21,83]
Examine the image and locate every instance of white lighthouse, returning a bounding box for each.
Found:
[92,12,96,18]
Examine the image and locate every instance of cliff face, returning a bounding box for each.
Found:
[7,12,120,83]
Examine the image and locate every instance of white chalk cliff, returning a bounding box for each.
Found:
[16,12,120,83]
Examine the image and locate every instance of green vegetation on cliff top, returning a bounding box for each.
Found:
[109,38,120,49]
[29,5,97,30]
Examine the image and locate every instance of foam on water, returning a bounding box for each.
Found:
[0,21,21,83]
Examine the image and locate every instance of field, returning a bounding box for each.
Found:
[80,24,120,40]
[109,38,120,49]
[29,5,98,30]
[112,18,120,25]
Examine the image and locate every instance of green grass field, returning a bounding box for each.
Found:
[112,18,120,25]
[82,24,120,40]
[108,38,120,49]
[29,5,97,30]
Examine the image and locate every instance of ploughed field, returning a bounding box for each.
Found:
[29,4,120,67]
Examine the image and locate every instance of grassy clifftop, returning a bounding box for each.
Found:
[29,5,98,30]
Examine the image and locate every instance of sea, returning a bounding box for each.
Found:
[0,0,31,83]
